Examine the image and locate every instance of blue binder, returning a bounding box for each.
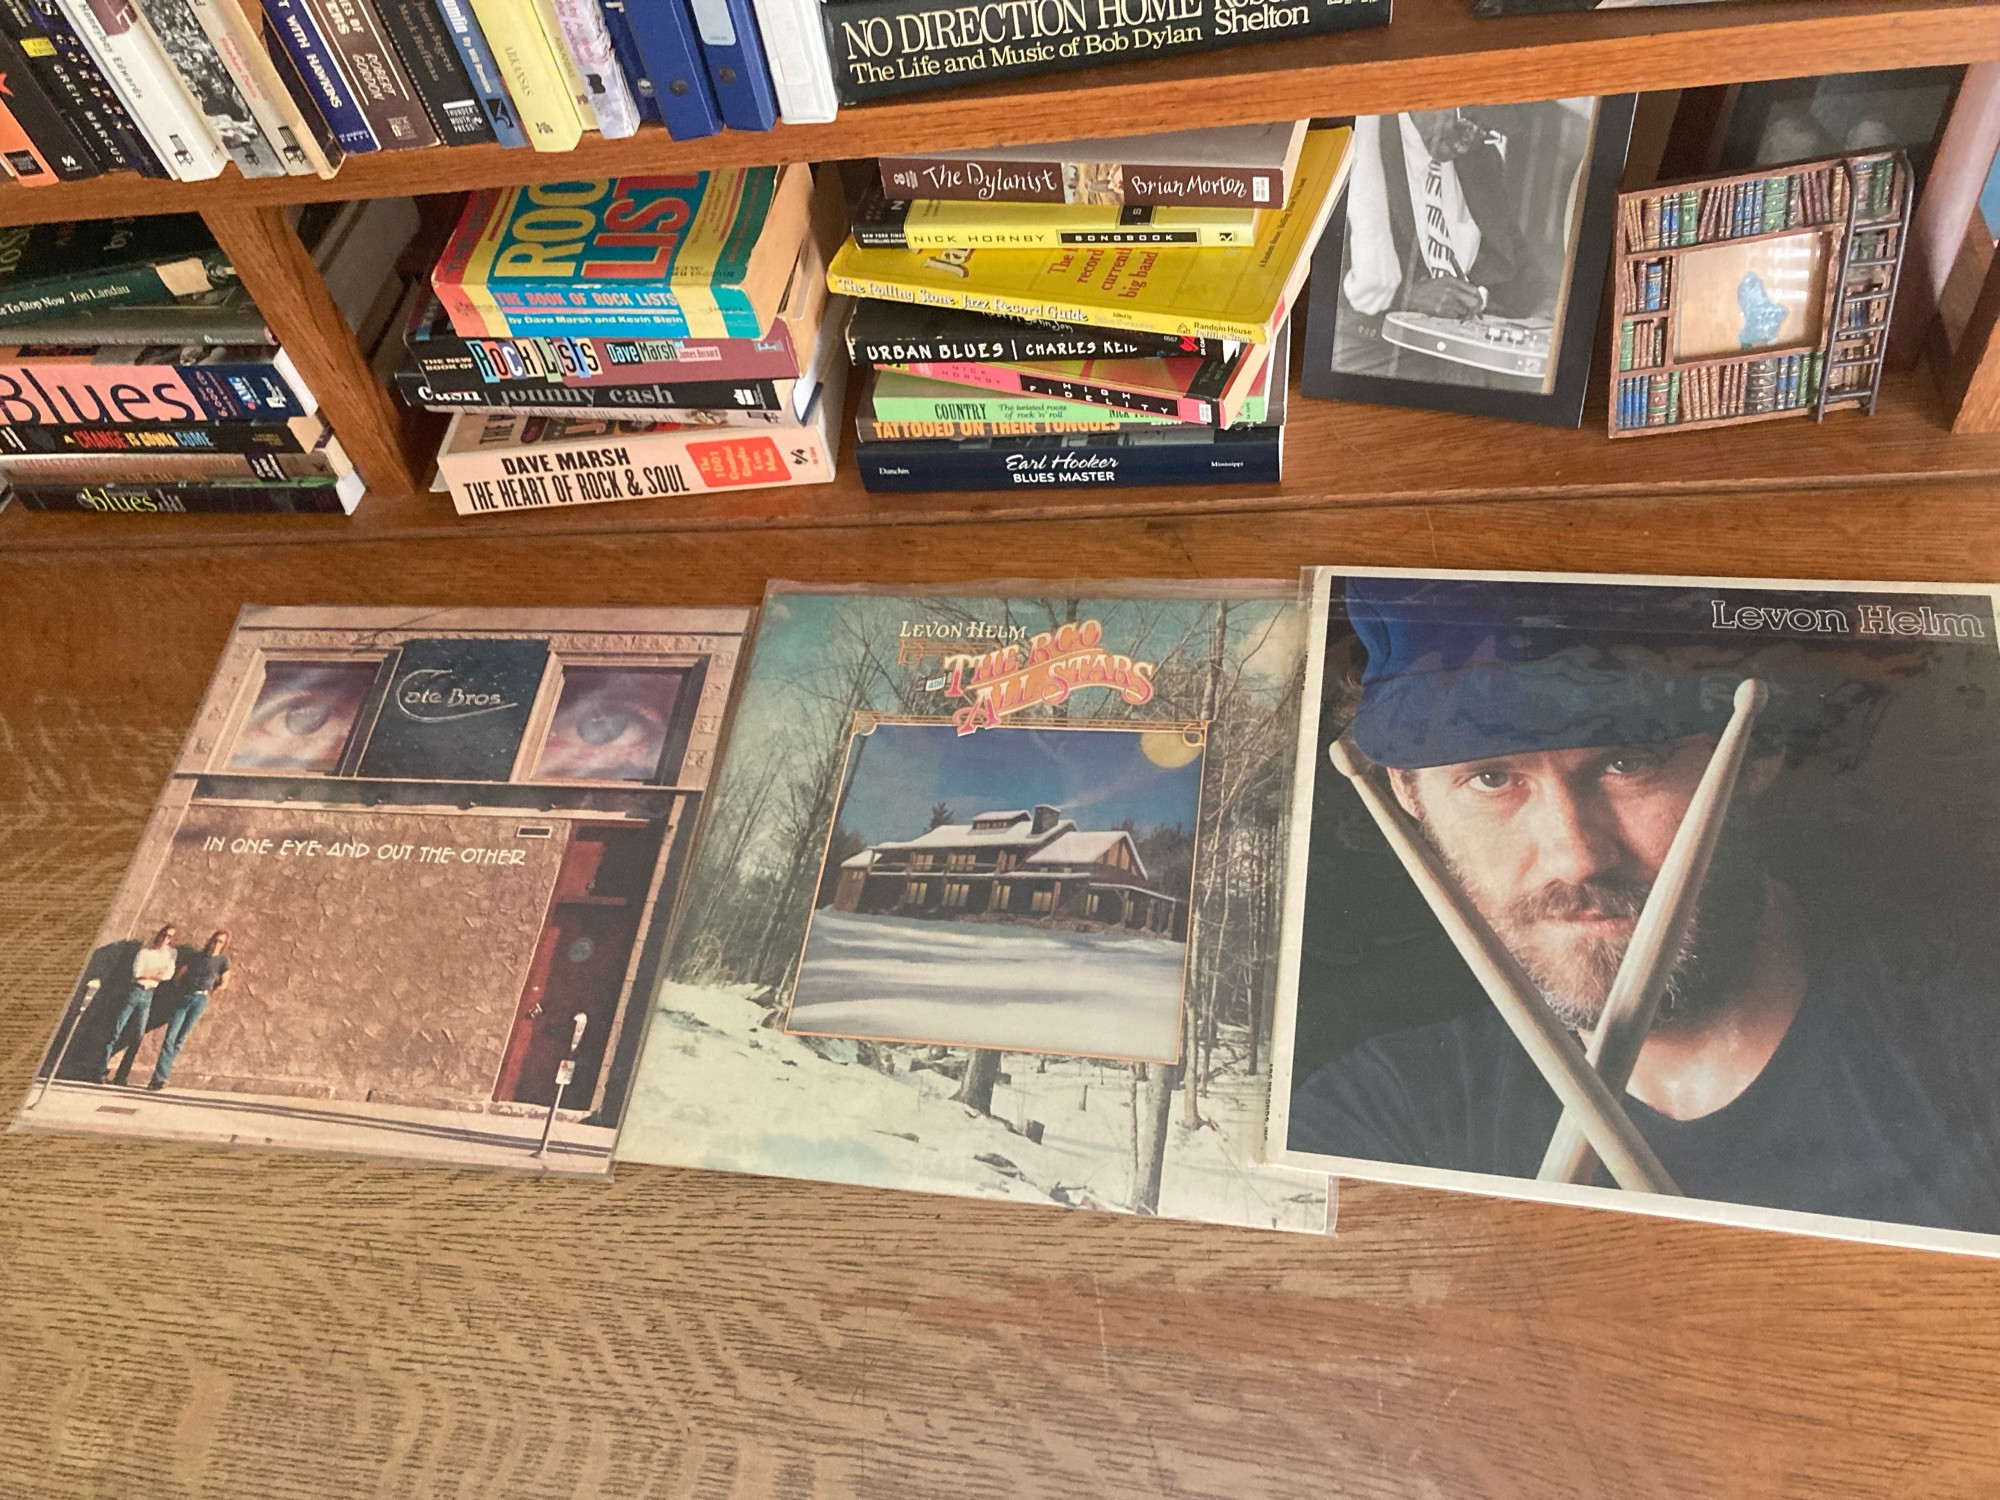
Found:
[686,0,777,132]
[597,0,660,125]
[622,0,721,139]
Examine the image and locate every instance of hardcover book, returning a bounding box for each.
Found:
[854,421,1282,491]
[850,175,1263,251]
[821,0,1386,105]
[879,120,1309,207]
[614,581,1333,1231]
[845,297,1227,365]
[1270,566,2000,1259]
[432,167,816,341]
[827,125,1351,345]
[16,605,750,1170]
[0,216,235,326]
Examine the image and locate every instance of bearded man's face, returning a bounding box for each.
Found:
[1392,737,1767,1031]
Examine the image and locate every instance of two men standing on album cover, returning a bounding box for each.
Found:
[99,926,233,1091]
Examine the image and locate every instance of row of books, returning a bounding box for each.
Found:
[0,0,781,188]
[1613,350,1825,431]
[0,201,416,511]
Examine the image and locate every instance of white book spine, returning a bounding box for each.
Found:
[549,0,636,138]
[752,0,834,123]
[185,0,337,176]
[437,410,836,515]
[130,0,286,176]
[52,0,226,179]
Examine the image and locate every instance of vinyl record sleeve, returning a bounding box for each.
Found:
[15,605,750,1175]
[617,581,1333,1231]
[1268,565,2000,1257]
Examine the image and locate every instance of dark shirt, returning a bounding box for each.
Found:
[181,952,229,993]
[1290,908,2000,1235]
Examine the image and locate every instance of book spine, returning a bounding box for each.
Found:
[0,25,98,176]
[827,263,1272,345]
[438,418,834,512]
[410,324,803,383]
[595,0,657,124]
[52,0,226,179]
[131,0,288,177]
[12,0,162,174]
[430,188,505,332]
[8,477,350,510]
[466,0,579,148]
[854,431,1280,491]
[549,0,636,135]
[871,216,1255,251]
[617,0,718,139]
[371,0,495,144]
[524,0,593,126]
[185,0,333,174]
[259,0,377,152]
[748,0,830,122]
[848,326,1218,364]
[820,0,1388,104]
[431,0,526,145]
[871,384,1174,425]
[405,368,788,409]
[1618,321,1632,373]
[1,446,339,477]
[0,248,235,324]
[0,414,320,451]
[0,74,63,184]
[0,360,311,422]
[298,0,439,148]
[686,0,774,130]
[890,360,1204,422]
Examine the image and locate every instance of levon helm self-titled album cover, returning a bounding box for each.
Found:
[1268,567,2000,1255]
[617,583,1333,1230]
[16,607,748,1174]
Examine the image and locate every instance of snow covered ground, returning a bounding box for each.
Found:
[789,910,1186,1062]
[618,980,1331,1233]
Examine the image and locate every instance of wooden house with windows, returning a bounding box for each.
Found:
[829,804,1185,938]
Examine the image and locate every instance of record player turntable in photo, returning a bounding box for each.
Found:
[1301,96,1637,427]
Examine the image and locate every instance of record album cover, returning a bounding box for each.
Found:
[17,605,748,1174]
[1269,566,2000,1256]
[618,582,1332,1230]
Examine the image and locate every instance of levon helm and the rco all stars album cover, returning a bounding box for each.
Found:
[16,606,748,1174]
[616,582,1333,1230]
[1269,567,2000,1256]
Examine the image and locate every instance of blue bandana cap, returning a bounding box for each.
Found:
[1346,576,1747,771]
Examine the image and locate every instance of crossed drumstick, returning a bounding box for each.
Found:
[1329,678,1769,1195]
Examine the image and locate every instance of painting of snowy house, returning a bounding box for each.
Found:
[830,804,1186,939]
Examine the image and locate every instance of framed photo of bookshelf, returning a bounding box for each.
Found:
[1609,151,1914,438]
[1299,95,1636,428]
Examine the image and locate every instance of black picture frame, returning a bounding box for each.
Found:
[1300,95,1638,428]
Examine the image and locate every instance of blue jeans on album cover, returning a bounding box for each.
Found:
[101,984,154,1082]
[150,991,209,1089]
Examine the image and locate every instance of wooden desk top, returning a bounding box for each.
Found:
[4,486,1999,1496]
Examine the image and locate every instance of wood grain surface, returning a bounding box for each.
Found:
[0,0,1996,228]
[4,491,2000,1497]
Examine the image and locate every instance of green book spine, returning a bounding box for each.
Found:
[0,248,235,326]
[1667,370,1681,424]
[1619,322,1634,372]
[1680,190,1698,245]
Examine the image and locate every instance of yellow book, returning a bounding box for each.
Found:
[467,0,584,152]
[527,0,598,130]
[828,126,1352,346]
[859,198,1263,252]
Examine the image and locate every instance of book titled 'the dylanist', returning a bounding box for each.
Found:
[432,169,816,341]
[15,605,750,1173]
[821,0,1387,104]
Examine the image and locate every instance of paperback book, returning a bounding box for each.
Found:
[850,176,1262,251]
[882,340,1267,426]
[0,216,235,326]
[16,605,750,1171]
[614,582,1332,1231]
[853,422,1283,492]
[7,475,361,510]
[1270,566,2000,1259]
[880,121,1309,207]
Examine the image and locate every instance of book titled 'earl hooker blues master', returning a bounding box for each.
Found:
[1269,565,2000,1258]
[616,581,1333,1231]
[16,605,748,1174]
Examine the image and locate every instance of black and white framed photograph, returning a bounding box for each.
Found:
[1300,96,1637,427]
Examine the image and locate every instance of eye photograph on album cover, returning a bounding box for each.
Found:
[1301,96,1637,427]
[1268,568,2000,1256]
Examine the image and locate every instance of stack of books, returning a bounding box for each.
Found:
[829,123,1351,494]
[411,167,851,515]
[0,202,414,513]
